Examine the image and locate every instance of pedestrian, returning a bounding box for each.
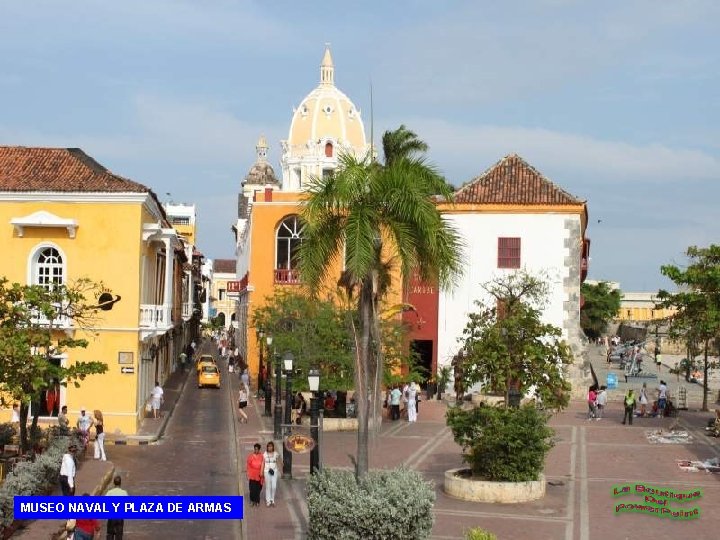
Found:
[58,405,70,430]
[10,403,20,427]
[596,386,607,420]
[587,386,598,420]
[150,381,164,419]
[93,410,106,461]
[657,380,668,417]
[293,392,307,425]
[59,444,77,496]
[407,381,418,423]
[76,407,94,448]
[390,385,401,421]
[73,494,101,540]
[246,443,264,507]
[105,475,128,540]
[237,387,249,423]
[639,383,649,417]
[241,369,250,395]
[263,441,281,507]
[622,389,636,425]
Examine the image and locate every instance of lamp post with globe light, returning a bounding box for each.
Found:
[282,351,294,479]
[308,368,321,474]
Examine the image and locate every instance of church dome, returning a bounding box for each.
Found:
[286,47,367,155]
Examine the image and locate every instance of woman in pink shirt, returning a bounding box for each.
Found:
[587,387,598,420]
[246,443,264,507]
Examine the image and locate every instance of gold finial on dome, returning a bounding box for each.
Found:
[320,44,334,86]
[256,134,268,162]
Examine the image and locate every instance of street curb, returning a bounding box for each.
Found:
[105,369,191,446]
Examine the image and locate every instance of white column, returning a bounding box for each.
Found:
[163,237,174,325]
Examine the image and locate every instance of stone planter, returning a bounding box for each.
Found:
[443,468,545,503]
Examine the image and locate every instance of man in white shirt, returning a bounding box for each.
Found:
[407,382,418,422]
[59,444,77,495]
[657,381,668,417]
[151,382,164,419]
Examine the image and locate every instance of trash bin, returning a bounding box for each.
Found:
[606,373,618,390]
[508,388,522,408]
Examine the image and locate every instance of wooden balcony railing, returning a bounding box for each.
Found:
[273,268,302,285]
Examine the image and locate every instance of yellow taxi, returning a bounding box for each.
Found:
[197,363,221,389]
[196,354,216,373]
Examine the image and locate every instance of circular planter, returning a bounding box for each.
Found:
[444,468,545,503]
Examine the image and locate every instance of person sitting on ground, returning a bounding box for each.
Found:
[293,392,307,424]
[323,392,336,415]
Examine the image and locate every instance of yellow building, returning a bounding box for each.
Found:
[209,259,237,329]
[235,46,376,381]
[616,292,676,322]
[0,146,202,434]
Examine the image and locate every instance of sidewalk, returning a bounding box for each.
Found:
[105,340,213,445]
[9,343,213,538]
[13,459,115,539]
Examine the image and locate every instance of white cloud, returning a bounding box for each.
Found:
[384,118,720,185]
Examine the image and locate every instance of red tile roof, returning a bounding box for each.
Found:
[454,154,584,205]
[213,259,236,273]
[0,146,150,193]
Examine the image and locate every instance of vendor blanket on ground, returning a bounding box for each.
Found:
[645,430,693,444]
[676,457,720,473]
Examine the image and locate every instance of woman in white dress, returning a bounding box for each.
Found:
[262,441,282,507]
[407,382,418,422]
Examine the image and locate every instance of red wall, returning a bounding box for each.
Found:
[403,275,439,375]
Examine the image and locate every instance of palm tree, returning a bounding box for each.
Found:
[299,127,463,478]
[381,124,428,165]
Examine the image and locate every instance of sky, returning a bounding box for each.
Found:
[1,0,718,292]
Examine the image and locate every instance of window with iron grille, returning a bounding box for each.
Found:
[497,237,521,269]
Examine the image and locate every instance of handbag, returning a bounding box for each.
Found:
[268,468,275,476]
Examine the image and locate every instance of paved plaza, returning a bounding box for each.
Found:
[22,343,717,540]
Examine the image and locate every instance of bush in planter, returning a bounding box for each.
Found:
[0,433,81,528]
[0,423,16,449]
[446,404,554,482]
[465,527,497,540]
[307,467,435,539]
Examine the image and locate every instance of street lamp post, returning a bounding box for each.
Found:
[273,337,283,439]
[257,329,265,398]
[264,335,273,417]
[308,368,321,474]
[282,352,294,479]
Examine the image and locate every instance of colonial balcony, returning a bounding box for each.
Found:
[139,304,172,330]
[274,268,302,285]
[31,304,72,329]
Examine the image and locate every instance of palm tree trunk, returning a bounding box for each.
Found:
[19,402,30,453]
[702,339,709,412]
[355,278,373,479]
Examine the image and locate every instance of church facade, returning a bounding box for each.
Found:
[234,47,590,394]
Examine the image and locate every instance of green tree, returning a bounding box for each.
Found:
[458,271,572,410]
[0,278,110,451]
[252,290,355,391]
[657,245,720,411]
[580,281,621,340]
[299,126,463,478]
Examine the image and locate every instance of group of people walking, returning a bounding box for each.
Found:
[588,380,673,425]
[58,405,107,461]
[386,381,420,422]
[246,441,282,507]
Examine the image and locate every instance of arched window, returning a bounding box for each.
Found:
[325,142,333,157]
[34,247,64,289]
[276,216,302,270]
[216,312,226,327]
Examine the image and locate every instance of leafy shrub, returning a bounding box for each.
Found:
[307,467,435,539]
[446,404,554,482]
[0,432,81,528]
[465,527,497,540]
[0,423,16,447]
